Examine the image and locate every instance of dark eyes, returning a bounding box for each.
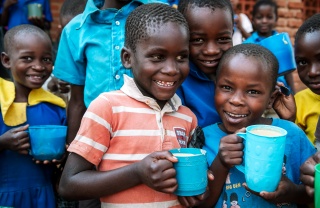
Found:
[220,85,260,95]
[296,60,307,66]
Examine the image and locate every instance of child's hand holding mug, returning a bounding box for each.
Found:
[0,124,30,154]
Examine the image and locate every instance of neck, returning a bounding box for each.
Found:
[101,1,131,10]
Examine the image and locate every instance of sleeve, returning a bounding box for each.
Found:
[240,13,253,33]
[53,26,86,86]
[67,94,113,165]
[42,0,53,22]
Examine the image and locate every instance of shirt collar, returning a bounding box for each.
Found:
[78,0,150,28]
[251,30,278,42]
[120,75,181,112]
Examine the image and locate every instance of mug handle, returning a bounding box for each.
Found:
[235,132,246,173]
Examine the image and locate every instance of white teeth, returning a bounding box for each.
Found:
[202,60,214,64]
[156,80,174,87]
[226,112,247,118]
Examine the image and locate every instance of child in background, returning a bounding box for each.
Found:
[59,3,208,207]
[47,0,88,108]
[230,0,253,45]
[176,0,234,128]
[53,0,159,146]
[294,13,320,145]
[201,44,316,207]
[0,24,66,208]
[243,0,295,94]
[0,0,52,33]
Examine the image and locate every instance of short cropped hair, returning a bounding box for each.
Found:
[125,3,189,52]
[295,13,320,43]
[177,0,234,24]
[252,0,278,20]
[4,24,50,55]
[217,44,279,90]
[60,0,87,18]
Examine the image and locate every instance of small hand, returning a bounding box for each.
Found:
[136,151,178,193]
[272,82,296,121]
[0,124,30,154]
[300,151,320,197]
[33,144,69,165]
[218,129,244,169]
[178,171,214,207]
[243,175,294,204]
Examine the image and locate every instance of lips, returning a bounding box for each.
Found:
[224,111,248,124]
[26,74,47,85]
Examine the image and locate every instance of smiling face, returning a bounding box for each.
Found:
[252,5,277,37]
[215,54,274,133]
[185,6,233,78]
[122,22,189,109]
[295,30,320,95]
[1,33,53,99]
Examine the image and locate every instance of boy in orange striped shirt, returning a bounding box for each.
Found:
[58,3,210,208]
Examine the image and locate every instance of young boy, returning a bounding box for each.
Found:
[294,13,320,145]
[0,24,66,208]
[176,0,234,128]
[59,4,207,207]
[53,0,160,145]
[201,44,316,207]
[243,0,295,95]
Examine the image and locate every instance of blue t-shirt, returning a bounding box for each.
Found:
[176,61,221,128]
[53,0,159,107]
[0,0,52,29]
[203,118,316,208]
[243,31,289,89]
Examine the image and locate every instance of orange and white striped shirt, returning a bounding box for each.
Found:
[68,75,197,208]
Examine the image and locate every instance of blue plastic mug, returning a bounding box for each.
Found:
[259,32,296,76]
[28,125,67,161]
[170,148,208,196]
[236,125,287,193]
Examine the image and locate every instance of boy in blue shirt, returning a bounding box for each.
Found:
[53,0,159,145]
[176,0,234,128]
[201,44,316,207]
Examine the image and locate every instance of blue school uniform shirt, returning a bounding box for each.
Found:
[243,30,289,88]
[176,61,221,128]
[53,0,159,107]
[202,118,316,208]
[0,0,52,29]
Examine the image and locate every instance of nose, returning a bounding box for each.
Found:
[203,41,220,56]
[162,59,179,76]
[31,61,45,71]
[229,91,245,106]
[308,63,320,78]
[262,17,268,23]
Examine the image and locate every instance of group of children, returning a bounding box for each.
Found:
[0,0,319,208]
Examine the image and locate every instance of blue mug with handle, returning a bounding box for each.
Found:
[170,148,208,196]
[236,125,287,193]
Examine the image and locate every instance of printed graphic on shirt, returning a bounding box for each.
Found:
[174,127,187,148]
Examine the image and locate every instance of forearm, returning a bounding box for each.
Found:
[199,157,229,207]
[59,155,142,200]
[67,85,86,144]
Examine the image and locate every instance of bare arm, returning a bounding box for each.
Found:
[66,85,86,144]
[58,151,178,200]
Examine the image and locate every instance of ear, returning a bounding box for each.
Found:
[1,52,11,69]
[121,47,133,69]
[266,90,277,109]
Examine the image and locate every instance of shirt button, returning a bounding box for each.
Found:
[115,21,120,25]
[115,75,120,80]
[115,46,120,50]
